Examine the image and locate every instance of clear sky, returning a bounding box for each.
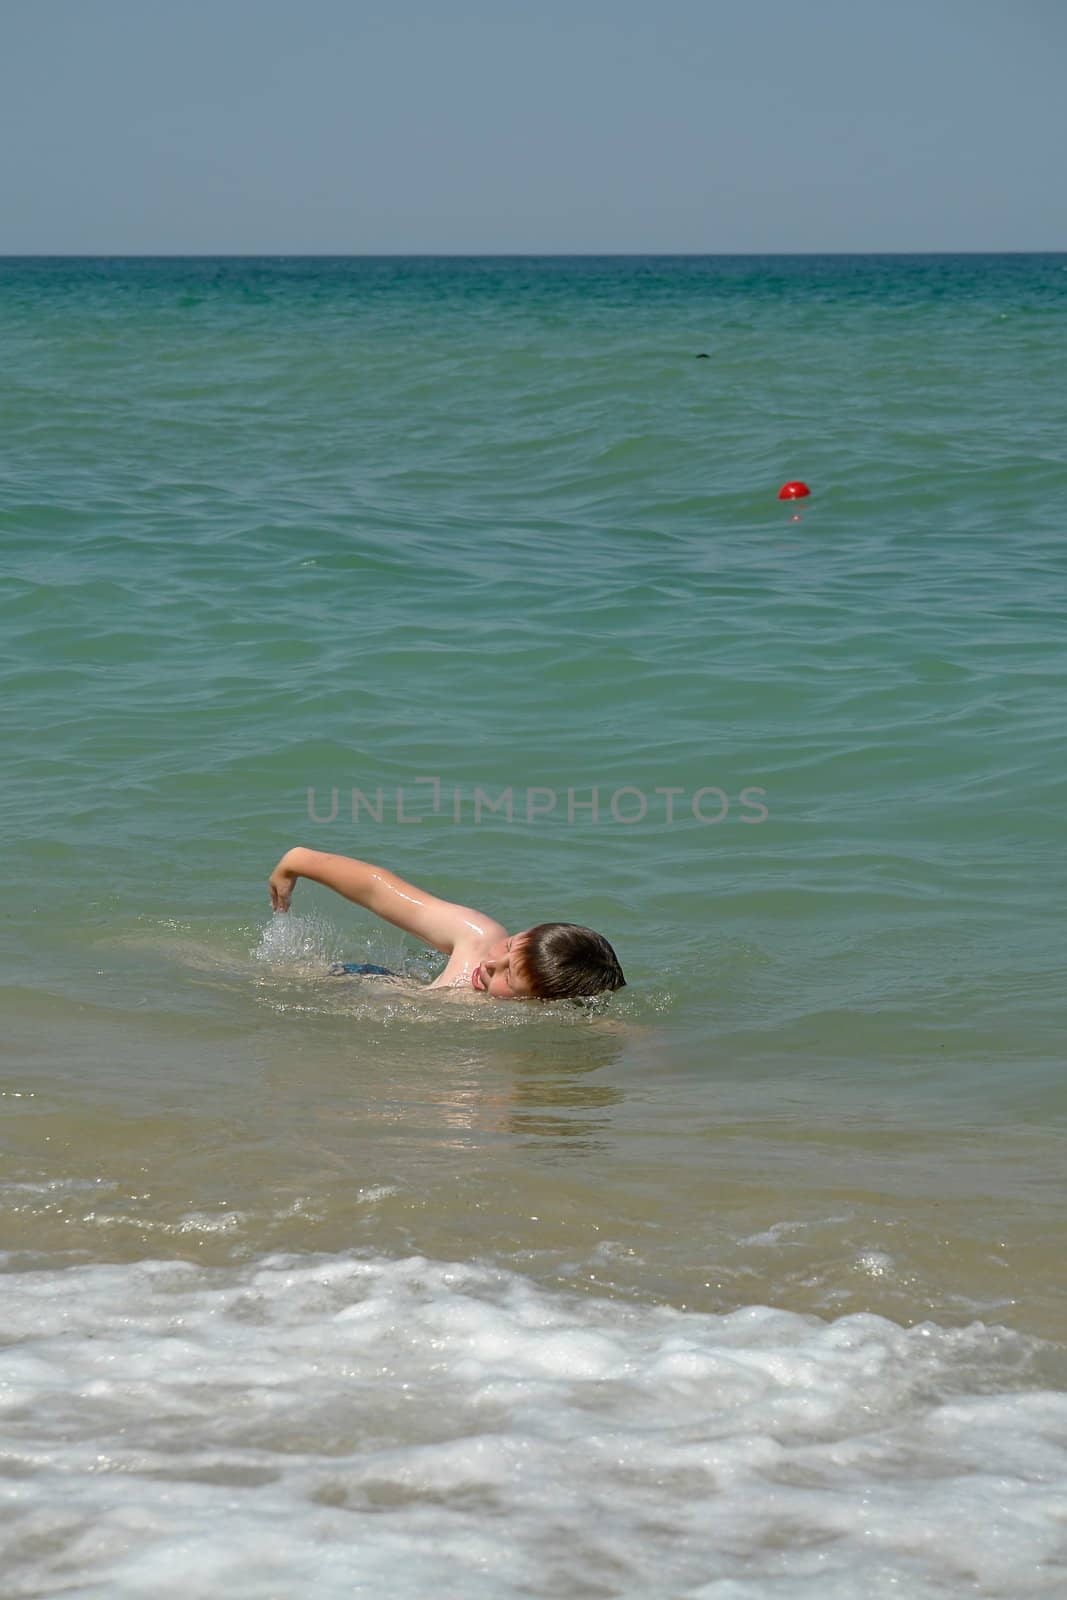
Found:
[2,0,1065,253]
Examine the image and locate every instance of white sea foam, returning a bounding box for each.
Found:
[1,1252,1064,1599]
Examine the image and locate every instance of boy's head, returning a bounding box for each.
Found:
[519,922,626,1001]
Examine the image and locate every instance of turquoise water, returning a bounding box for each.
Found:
[2,256,1067,1597]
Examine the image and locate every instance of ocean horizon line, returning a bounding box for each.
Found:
[3,248,1066,261]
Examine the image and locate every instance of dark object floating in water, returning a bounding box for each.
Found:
[695,352,710,359]
[328,961,396,976]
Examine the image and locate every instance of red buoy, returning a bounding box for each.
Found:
[778,481,810,500]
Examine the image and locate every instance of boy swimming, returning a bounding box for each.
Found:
[268,846,625,1001]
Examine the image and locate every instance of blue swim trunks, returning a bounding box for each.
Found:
[328,962,396,977]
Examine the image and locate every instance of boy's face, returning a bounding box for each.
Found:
[471,931,533,1000]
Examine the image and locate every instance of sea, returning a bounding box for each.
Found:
[2,255,1065,1598]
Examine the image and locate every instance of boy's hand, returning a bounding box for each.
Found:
[268,851,300,912]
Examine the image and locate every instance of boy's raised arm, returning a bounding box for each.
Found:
[267,846,503,956]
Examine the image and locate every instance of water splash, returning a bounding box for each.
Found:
[251,912,343,970]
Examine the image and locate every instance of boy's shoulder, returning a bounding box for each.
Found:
[429,917,507,990]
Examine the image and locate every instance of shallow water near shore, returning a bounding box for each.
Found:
[2,255,1066,1596]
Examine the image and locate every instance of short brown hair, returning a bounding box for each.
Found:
[520,923,626,1001]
